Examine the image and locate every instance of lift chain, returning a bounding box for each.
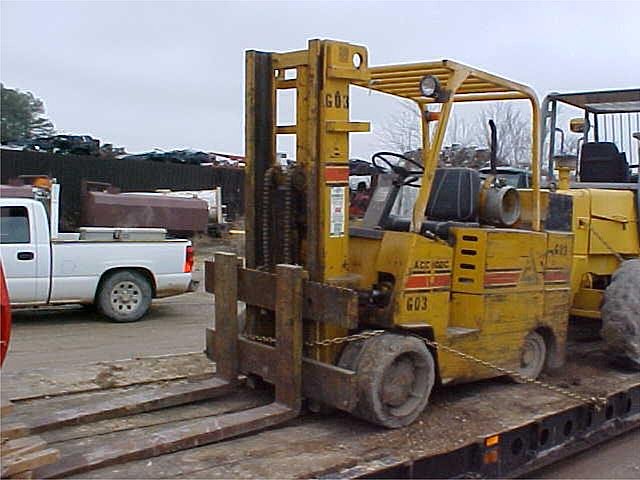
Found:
[426,338,608,410]
[242,329,385,348]
[282,169,293,265]
[241,329,608,410]
[261,166,277,270]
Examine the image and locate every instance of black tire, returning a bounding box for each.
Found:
[601,259,640,370]
[514,331,547,381]
[339,333,435,429]
[97,270,152,323]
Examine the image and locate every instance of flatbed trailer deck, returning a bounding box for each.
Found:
[2,339,638,479]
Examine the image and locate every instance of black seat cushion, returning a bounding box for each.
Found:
[384,215,478,241]
[580,142,630,182]
[426,168,480,221]
[420,220,479,239]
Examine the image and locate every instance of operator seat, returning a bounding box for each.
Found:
[579,142,631,183]
[385,167,480,240]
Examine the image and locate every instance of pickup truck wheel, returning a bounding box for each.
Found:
[97,271,152,323]
[340,333,435,429]
[601,259,640,370]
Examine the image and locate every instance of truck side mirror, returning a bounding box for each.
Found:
[569,118,586,133]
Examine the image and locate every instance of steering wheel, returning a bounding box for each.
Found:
[371,151,424,186]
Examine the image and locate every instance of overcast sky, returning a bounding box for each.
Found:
[1,1,639,157]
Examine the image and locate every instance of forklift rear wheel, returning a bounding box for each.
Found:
[514,331,547,381]
[341,333,435,429]
[601,259,640,370]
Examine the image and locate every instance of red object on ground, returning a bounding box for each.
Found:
[1,263,12,367]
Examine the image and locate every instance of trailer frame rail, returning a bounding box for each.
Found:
[322,383,640,479]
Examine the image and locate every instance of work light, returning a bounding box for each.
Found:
[420,75,440,97]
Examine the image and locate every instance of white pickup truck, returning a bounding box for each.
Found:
[0,183,196,322]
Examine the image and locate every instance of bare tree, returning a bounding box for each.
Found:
[473,103,531,166]
[562,134,580,155]
[376,101,532,167]
[445,114,476,147]
[375,101,422,152]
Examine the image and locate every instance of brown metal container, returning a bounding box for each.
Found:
[0,185,35,199]
[82,191,209,233]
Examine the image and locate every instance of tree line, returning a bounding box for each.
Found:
[1,84,54,143]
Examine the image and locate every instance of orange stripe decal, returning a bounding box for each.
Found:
[405,273,451,291]
[484,271,521,287]
[544,269,569,283]
[325,165,349,184]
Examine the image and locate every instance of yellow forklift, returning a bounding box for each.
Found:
[541,89,640,369]
[206,39,574,428]
[11,41,639,480]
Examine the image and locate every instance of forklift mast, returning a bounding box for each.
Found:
[245,40,370,283]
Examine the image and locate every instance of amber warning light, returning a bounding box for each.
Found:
[485,435,500,447]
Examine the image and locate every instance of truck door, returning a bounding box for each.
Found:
[0,205,48,304]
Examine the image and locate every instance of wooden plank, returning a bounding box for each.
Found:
[1,448,59,478]
[238,338,357,412]
[1,353,215,402]
[1,423,29,441]
[1,396,14,417]
[41,390,270,446]
[1,436,46,457]
[20,377,235,434]
[274,264,305,410]
[35,403,296,479]
[9,468,34,479]
[205,261,358,328]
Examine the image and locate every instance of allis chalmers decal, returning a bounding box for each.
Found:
[405,258,451,292]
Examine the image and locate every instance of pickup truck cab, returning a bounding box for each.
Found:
[0,183,195,322]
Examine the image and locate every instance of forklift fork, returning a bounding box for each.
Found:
[36,252,306,478]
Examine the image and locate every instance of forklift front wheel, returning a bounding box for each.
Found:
[341,333,435,429]
[514,331,547,382]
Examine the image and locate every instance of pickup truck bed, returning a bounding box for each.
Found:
[3,340,639,479]
[1,196,194,322]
